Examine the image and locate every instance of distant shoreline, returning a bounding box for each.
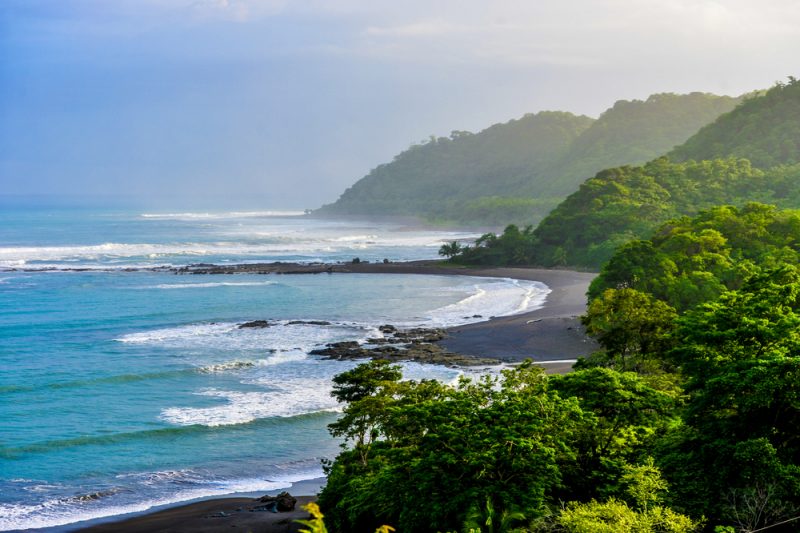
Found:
[64,260,597,532]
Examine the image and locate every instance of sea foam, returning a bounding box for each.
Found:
[160,384,344,426]
[140,210,306,219]
[419,277,550,327]
[0,476,294,531]
[143,281,278,290]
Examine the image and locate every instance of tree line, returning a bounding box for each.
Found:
[318,203,800,531]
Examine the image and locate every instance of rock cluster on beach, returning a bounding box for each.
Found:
[253,491,297,513]
[309,324,499,366]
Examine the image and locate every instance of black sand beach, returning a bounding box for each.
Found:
[68,262,597,533]
[76,478,326,533]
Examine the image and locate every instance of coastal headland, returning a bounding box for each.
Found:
[68,261,597,533]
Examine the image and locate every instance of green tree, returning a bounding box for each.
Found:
[327,360,402,465]
[558,460,700,532]
[439,240,464,258]
[659,267,800,524]
[462,498,527,533]
[557,498,701,533]
[581,289,677,371]
[319,363,586,532]
[550,369,678,502]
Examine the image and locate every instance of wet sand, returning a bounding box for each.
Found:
[437,266,599,372]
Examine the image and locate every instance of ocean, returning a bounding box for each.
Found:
[0,208,550,530]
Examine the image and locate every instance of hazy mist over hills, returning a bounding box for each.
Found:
[2,1,799,209]
[320,92,740,225]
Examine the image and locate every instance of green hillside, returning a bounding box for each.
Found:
[588,202,800,311]
[670,78,800,167]
[530,157,786,267]
[318,93,739,226]
[317,111,593,224]
[451,158,800,267]
[514,79,800,268]
[539,92,741,197]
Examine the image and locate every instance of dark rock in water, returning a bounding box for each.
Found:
[309,341,366,359]
[329,341,360,350]
[392,327,447,343]
[239,320,271,329]
[473,314,483,318]
[308,326,496,366]
[257,491,297,512]
[67,487,132,503]
[286,320,332,326]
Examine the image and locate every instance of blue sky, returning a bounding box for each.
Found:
[1,1,799,209]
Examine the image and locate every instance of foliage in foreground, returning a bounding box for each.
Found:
[326,204,800,531]
[296,502,394,533]
[578,206,800,529]
[317,361,689,532]
[367,205,800,531]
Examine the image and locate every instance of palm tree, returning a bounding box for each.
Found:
[439,240,463,258]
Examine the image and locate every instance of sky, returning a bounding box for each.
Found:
[1,0,799,209]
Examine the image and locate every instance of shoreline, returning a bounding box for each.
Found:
[169,260,600,370]
[43,261,597,533]
[72,478,327,533]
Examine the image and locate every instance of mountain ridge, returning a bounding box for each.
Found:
[318,92,741,226]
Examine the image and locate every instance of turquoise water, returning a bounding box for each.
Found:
[0,208,548,530]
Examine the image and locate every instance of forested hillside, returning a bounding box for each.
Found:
[462,79,800,268]
[538,92,741,196]
[318,111,593,224]
[318,93,739,226]
[449,158,800,268]
[531,158,800,267]
[670,78,800,167]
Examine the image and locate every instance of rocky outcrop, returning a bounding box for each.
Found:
[309,325,499,366]
[238,320,271,329]
[254,491,297,512]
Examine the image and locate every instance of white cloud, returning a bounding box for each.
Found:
[332,0,800,70]
[365,20,469,37]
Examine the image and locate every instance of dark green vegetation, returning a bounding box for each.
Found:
[531,158,800,268]
[588,203,800,311]
[318,361,698,532]
[512,79,800,269]
[321,205,800,532]
[671,78,800,168]
[580,205,800,530]
[318,93,739,226]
